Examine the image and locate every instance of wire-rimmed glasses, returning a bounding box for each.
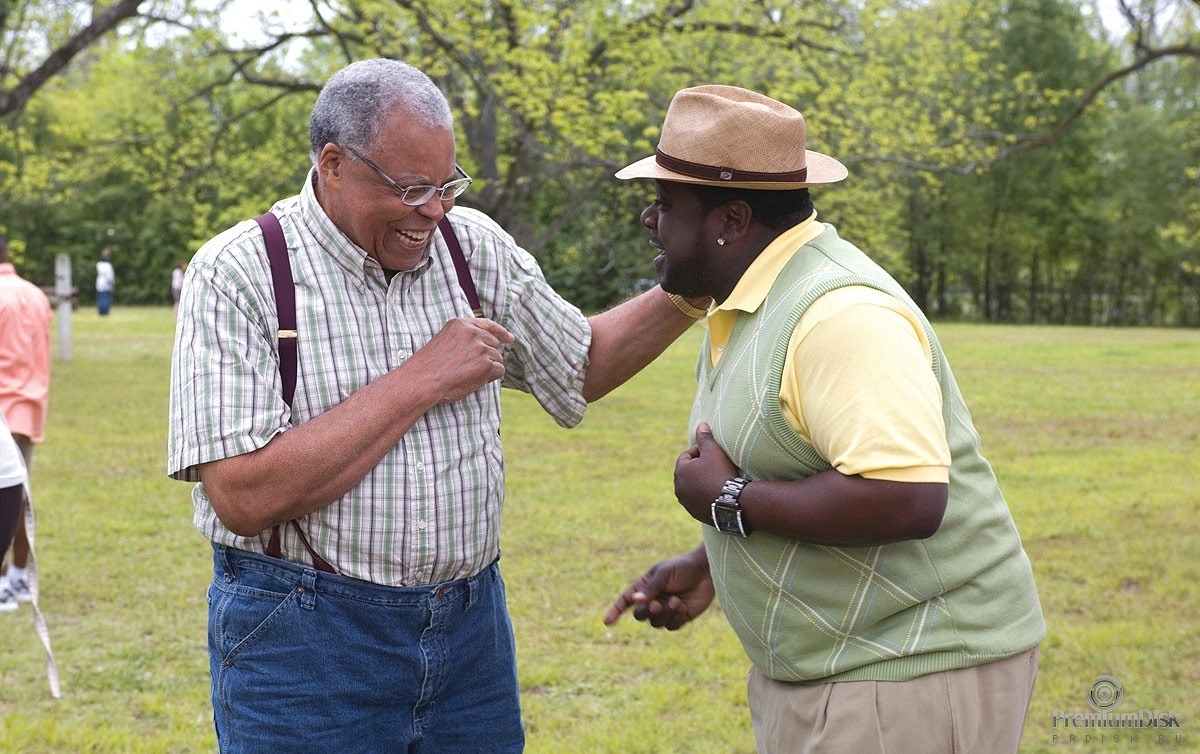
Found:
[342,144,472,206]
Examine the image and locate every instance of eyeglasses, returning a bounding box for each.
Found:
[342,144,473,206]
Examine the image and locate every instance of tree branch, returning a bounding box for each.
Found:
[0,0,148,117]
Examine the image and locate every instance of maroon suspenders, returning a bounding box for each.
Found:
[439,215,483,316]
[255,212,298,404]
[252,212,480,572]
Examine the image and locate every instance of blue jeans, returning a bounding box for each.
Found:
[208,545,524,753]
[96,290,112,315]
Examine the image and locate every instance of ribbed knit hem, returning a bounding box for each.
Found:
[778,641,1043,685]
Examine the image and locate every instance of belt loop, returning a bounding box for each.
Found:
[464,571,480,611]
[215,543,235,581]
[299,568,318,610]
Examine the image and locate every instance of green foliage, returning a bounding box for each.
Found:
[0,0,1197,321]
[2,21,313,302]
[327,0,863,303]
[1,310,1197,752]
[893,0,1200,325]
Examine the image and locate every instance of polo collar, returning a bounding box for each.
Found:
[714,211,822,316]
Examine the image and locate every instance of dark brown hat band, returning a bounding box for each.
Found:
[655,148,808,184]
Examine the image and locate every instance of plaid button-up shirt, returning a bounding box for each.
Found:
[168,172,591,586]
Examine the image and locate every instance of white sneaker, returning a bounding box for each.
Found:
[0,582,17,612]
[6,574,31,602]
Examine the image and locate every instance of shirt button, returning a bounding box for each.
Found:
[417,519,428,530]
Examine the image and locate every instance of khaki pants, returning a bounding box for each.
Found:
[748,647,1039,754]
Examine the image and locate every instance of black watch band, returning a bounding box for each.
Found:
[711,476,751,537]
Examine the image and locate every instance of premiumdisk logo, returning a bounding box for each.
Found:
[1051,674,1185,746]
[1087,675,1123,712]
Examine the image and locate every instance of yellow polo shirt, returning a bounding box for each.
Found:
[705,217,950,484]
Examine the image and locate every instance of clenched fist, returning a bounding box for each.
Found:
[409,317,515,404]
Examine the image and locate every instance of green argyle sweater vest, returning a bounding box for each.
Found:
[693,224,1045,683]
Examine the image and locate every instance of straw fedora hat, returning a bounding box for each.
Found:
[616,85,847,190]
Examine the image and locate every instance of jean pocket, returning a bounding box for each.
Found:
[210,573,301,666]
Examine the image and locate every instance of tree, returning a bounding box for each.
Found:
[3,24,313,301]
[219,0,861,306]
[2,0,1197,317]
[0,0,148,117]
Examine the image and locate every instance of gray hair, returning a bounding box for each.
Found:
[309,59,454,165]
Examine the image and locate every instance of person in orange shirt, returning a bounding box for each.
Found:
[0,232,52,609]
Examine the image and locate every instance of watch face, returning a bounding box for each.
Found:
[713,502,744,535]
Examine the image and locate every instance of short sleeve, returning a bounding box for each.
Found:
[780,287,950,483]
[167,228,289,481]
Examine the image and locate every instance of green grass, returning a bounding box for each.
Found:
[1,310,1196,752]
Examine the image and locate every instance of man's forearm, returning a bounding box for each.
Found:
[582,286,702,402]
[198,366,441,536]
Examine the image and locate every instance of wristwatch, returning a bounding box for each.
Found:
[666,293,709,319]
[711,476,751,538]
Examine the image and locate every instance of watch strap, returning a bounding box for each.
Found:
[666,292,709,319]
[715,476,749,506]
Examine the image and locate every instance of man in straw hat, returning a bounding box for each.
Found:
[604,85,1045,753]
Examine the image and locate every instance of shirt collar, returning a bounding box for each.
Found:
[714,211,822,316]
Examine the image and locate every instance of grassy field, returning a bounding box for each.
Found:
[0,308,1196,753]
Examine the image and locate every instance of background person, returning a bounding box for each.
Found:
[0,232,52,610]
[604,85,1045,754]
[170,261,186,317]
[95,247,115,316]
[168,58,704,753]
[0,411,28,611]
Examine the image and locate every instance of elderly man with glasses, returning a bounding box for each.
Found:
[168,58,706,753]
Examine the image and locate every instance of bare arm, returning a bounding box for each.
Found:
[582,286,705,402]
[674,424,947,546]
[199,317,514,536]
